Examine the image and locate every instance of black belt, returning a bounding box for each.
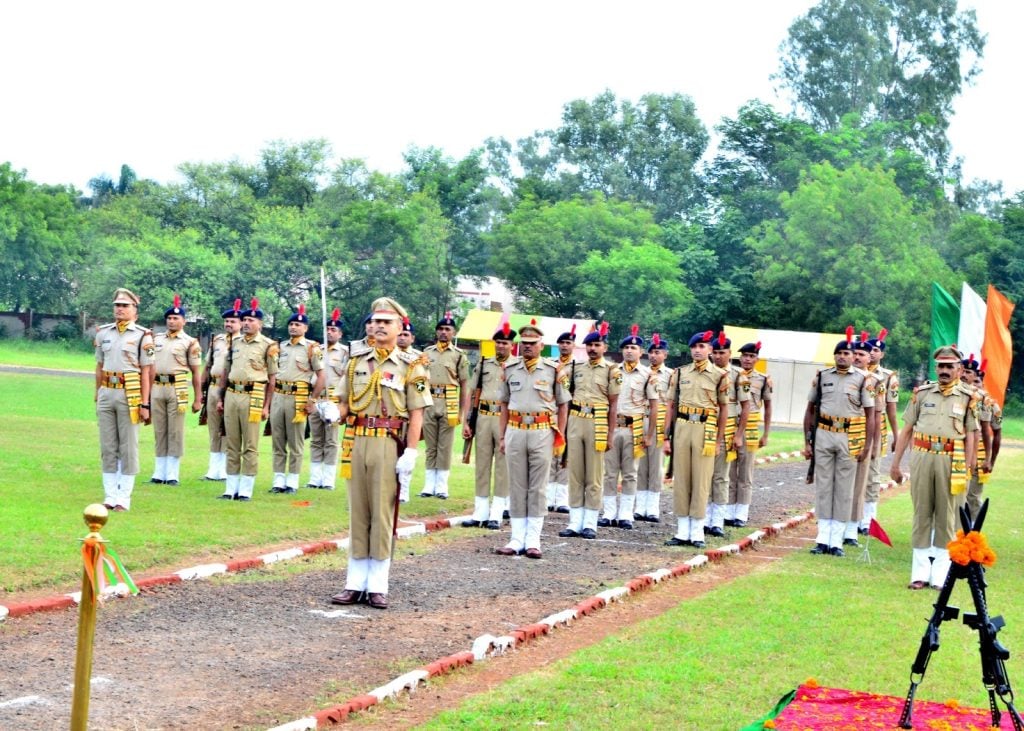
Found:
[570,403,597,416]
[676,412,708,423]
[616,415,635,426]
[154,373,180,384]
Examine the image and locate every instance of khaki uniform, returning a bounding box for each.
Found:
[962,384,994,518]
[847,368,880,538]
[709,365,750,528]
[901,380,978,585]
[223,333,279,498]
[338,344,431,560]
[728,368,772,521]
[636,363,673,519]
[470,355,512,519]
[807,367,874,549]
[94,322,155,508]
[422,343,469,493]
[667,362,728,540]
[308,342,349,487]
[150,330,200,462]
[546,354,576,510]
[567,357,621,513]
[500,356,571,551]
[601,362,658,522]
[862,364,899,526]
[269,337,324,487]
[206,334,230,454]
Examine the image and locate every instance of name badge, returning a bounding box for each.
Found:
[951,404,965,417]
[381,371,404,390]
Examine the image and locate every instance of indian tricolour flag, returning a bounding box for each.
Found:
[957,282,987,364]
[930,283,959,380]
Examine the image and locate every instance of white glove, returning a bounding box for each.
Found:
[398,472,411,503]
[395,447,417,476]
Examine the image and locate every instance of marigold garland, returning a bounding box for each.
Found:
[947,530,997,567]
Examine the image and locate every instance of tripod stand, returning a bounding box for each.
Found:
[899,499,1023,729]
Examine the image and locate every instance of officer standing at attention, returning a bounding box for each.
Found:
[599,326,658,530]
[635,334,672,523]
[726,341,772,528]
[462,321,516,529]
[803,329,875,557]
[94,288,155,512]
[959,355,995,520]
[545,325,577,513]
[891,345,978,589]
[216,298,278,501]
[663,331,728,548]
[496,320,571,558]
[860,329,899,533]
[707,332,750,537]
[202,300,242,482]
[269,304,325,494]
[331,298,431,609]
[844,333,880,548]
[307,308,349,490]
[149,294,202,486]
[420,311,470,499]
[559,322,620,540]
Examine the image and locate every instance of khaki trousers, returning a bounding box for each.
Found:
[636,415,664,493]
[347,434,399,560]
[865,450,883,503]
[812,429,855,521]
[207,386,225,453]
[152,383,185,458]
[849,455,870,521]
[309,410,339,464]
[96,387,140,474]
[728,443,754,506]
[602,425,638,497]
[474,413,508,499]
[505,426,552,518]
[424,400,455,470]
[270,394,306,474]
[224,390,262,476]
[910,450,957,549]
[670,419,713,520]
[568,415,603,510]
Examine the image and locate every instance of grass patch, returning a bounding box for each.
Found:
[0,338,95,371]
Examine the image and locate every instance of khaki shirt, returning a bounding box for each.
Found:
[867,364,899,405]
[94,322,155,372]
[426,344,470,387]
[741,368,773,410]
[277,337,324,383]
[153,330,201,375]
[667,362,729,411]
[570,358,621,404]
[902,381,978,438]
[724,364,752,417]
[227,333,279,383]
[807,367,874,418]
[648,364,673,401]
[338,344,432,418]
[499,357,572,413]
[324,342,350,395]
[209,334,230,380]
[474,356,512,403]
[617,362,659,417]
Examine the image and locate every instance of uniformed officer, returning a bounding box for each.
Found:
[803,330,876,557]
[860,329,899,532]
[420,311,470,499]
[559,322,620,539]
[496,321,571,558]
[663,331,728,548]
[545,326,577,513]
[307,308,350,490]
[635,333,672,523]
[726,341,772,528]
[462,321,515,529]
[202,300,242,481]
[599,326,658,530]
[707,332,750,537]
[960,355,995,520]
[397,318,419,355]
[216,298,278,501]
[891,345,978,589]
[149,295,202,486]
[844,334,880,547]
[94,288,155,511]
[331,298,431,609]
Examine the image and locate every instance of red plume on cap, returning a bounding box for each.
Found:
[445,310,452,319]
[331,308,340,321]
[630,324,639,337]
[599,321,609,338]
[860,330,869,343]
[652,333,661,347]
[845,326,853,345]
[569,323,576,336]
[173,294,181,309]
[717,331,727,347]
[402,315,410,327]
[298,304,306,316]
[981,358,988,372]
[702,330,713,342]
[968,352,975,362]
[755,341,762,351]
[530,317,537,326]
[251,298,259,311]
[233,298,241,312]
[877,327,888,342]
[501,321,511,337]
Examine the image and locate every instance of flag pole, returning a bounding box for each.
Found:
[320,266,328,352]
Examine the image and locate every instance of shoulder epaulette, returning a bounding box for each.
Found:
[396,348,421,365]
[350,339,372,357]
[914,381,938,395]
[97,322,116,331]
[541,357,559,369]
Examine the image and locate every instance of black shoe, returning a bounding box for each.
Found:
[843,538,861,548]
[234,495,251,502]
[502,509,510,519]
[547,505,555,512]
[664,537,691,547]
[484,520,500,530]
[707,526,725,538]
[702,525,711,534]
[436,494,448,500]
[419,491,433,498]
[634,513,644,521]
[733,519,746,528]
[830,546,845,557]
[165,479,179,486]
[461,519,481,528]
[723,518,737,527]
[306,483,321,489]
[216,494,235,500]
[809,543,830,555]
[558,527,580,538]
[555,506,570,514]
[647,515,661,523]
[580,528,597,539]
[691,540,706,549]
[282,487,297,494]
[269,486,285,494]
[618,520,633,530]
[149,478,165,484]
[857,527,869,536]
[597,517,612,527]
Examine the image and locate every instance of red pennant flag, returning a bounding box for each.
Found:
[868,518,893,547]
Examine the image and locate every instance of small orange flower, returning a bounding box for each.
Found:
[763,720,776,729]
[943,699,959,709]
[805,678,820,689]
[948,530,997,567]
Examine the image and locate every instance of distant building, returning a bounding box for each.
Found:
[453,276,516,312]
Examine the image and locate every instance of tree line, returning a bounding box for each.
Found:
[2,0,1021,393]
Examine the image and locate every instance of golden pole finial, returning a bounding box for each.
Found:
[71,504,108,730]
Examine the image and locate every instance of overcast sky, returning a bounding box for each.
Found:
[2,1,1017,196]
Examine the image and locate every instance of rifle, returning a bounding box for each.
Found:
[665,364,681,480]
[806,369,824,484]
[198,375,211,425]
[461,354,486,464]
[560,360,576,469]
